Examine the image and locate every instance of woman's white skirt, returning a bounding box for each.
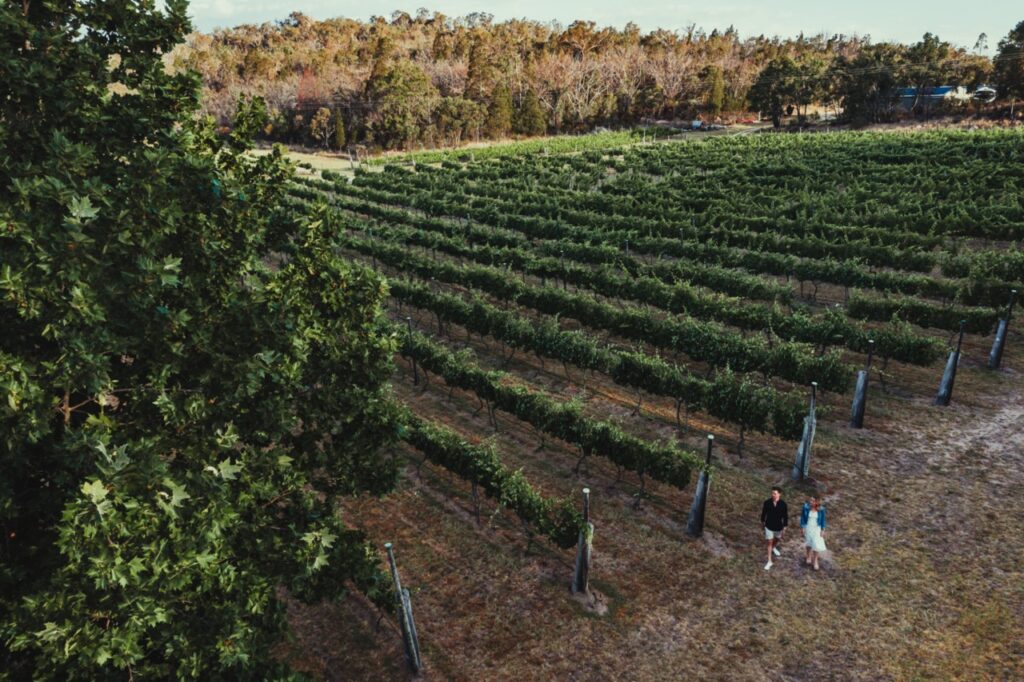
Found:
[804,523,827,553]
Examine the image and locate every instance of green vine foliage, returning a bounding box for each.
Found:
[304,173,1009,312]
[295,178,796,302]
[847,293,999,335]
[316,206,944,365]
[401,413,584,548]
[354,166,938,272]
[387,279,806,439]
[398,329,703,489]
[1,2,399,678]
[342,229,852,391]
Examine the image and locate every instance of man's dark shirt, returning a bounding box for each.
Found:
[761,499,789,531]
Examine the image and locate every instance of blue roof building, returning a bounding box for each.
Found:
[896,85,970,111]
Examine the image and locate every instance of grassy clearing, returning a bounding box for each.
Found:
[252,123,764,177]
[249,147,357,173]
[362,128,673,166]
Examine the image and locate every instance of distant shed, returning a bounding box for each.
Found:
[897,85,970,111]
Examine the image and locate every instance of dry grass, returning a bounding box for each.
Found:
[249,147,359,173]
[283,305,1024,680]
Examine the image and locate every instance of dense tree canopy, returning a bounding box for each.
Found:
[486,82,514,138]
[180,12,1019,148]
[744,31,997,127]
[703,65,725,117]
[831,45,904,123]
[747,57,799,127]
[513,90,548,136]
[995,20,1024,101]
[1,0,398,678]
[364,58,441,148]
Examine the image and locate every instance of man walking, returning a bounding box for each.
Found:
[760,486,788,570]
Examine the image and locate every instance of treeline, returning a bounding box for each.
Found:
[746,31,1016,126]
[179,11,1023,150]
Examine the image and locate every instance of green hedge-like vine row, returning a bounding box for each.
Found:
[306,177,1008,308]
[941,250,1024,292]
[387,278,807,440]
[847,292,999,335]
[352,168,939,272]
[336,214,945,365]
[399,328,702,490]
[293,180,1003,330]
[291,181,794,303]
[399,130,1024,241]
[371,163,951,252]
[341,230,853,392]
[401,412,583,548]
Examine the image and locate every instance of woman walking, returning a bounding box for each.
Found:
[800,496,827,570]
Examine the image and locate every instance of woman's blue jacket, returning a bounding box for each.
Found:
[799,503,826,530]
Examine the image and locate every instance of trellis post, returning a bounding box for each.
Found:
[571,488,593,595]
[792,382,818,481]
[988,290,1017,369]
[849,340,874,429]
[385,543,422,674]
[685,435,714,537]
[935,320,966,406]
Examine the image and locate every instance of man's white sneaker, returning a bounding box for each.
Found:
[772,547,781,557]
[764,561,773,571]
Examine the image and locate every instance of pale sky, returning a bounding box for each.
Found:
[186,1,1021,53]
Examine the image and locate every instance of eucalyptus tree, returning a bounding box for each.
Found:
[994,20,1024,110]
[748,57,800,127]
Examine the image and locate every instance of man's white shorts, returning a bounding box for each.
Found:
[765,528,783,540]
